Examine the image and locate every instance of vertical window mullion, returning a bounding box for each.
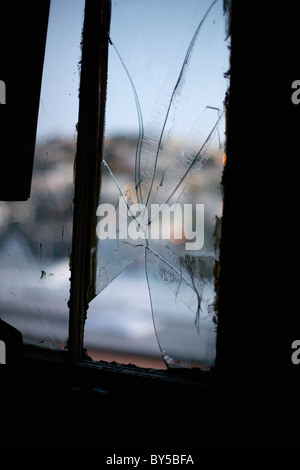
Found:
[68,0,111,362]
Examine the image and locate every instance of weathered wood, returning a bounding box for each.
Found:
[68,0,111,362]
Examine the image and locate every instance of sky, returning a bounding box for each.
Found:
[36,0,85,140]
[36,0,229,141]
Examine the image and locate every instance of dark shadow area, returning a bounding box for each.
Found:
[0,1,50,200]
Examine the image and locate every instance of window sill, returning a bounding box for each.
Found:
[20,342,213,389]
[1,342,217,449]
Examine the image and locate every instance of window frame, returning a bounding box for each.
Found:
[67,0,111,362]
[20,0,232,386]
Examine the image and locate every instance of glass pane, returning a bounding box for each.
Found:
[0,0,84,348]
[85,0,230,369]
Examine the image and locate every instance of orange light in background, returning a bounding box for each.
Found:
[169,222,187,246]
[223,152,227,167]
[121,182,138,204]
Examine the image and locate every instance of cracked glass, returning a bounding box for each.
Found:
[84,0,230,369]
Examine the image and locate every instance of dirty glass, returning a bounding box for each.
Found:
[85,0,230,368]
[0,0,84,348]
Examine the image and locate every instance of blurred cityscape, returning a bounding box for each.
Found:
[0,138,75,261]
[0,135,223,369]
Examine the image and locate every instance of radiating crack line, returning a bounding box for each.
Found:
[108,35,144,205]
[146,111,223,230]
[144,0,217,209]
[145,244,205,327]
[102,159,145,232]
[164,111,223,205]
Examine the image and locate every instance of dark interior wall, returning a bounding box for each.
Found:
[215,0,300,447]
[217,0,298,376]
[0,1,50,200]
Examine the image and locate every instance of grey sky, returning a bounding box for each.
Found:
[37,0,229,140]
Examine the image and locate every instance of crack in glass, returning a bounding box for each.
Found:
[90,0,230,369]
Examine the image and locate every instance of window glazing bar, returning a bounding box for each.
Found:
[68,0,111,362]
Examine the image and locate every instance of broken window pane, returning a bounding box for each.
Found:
[85,0,230,369]
[0,0,84,348]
